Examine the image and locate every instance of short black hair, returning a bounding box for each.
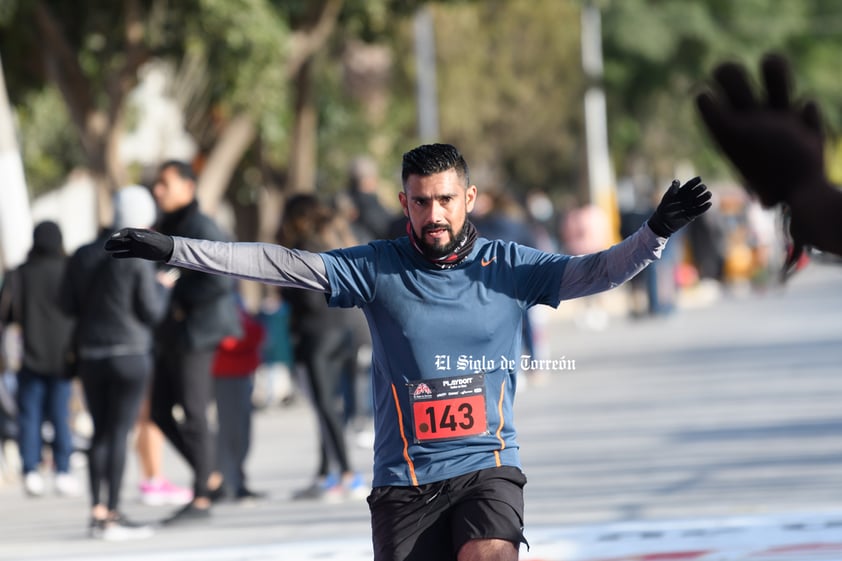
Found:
[159,160,197,183]
[401,143,469,189]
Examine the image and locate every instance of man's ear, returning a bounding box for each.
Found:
[465,185,478,213]
[399,191,409,217]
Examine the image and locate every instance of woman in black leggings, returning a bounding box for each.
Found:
[79,355,150,516]
[62,186,169,540]
[280,195,367,501]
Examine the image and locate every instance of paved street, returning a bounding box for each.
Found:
[1,260,841,560]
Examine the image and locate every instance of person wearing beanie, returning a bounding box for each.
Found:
[112,184,158,230]
[0,221,78,499]
[60,186,169,540]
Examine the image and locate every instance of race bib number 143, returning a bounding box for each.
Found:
[407,374,488,442]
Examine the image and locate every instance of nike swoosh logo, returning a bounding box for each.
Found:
[481,257,496,267]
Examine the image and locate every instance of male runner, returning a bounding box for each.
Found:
[106,143,710,560]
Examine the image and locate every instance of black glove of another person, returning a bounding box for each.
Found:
[647,177,712,238]
[696,53,837,276]
[695,53,826,208]
[104,228,174,261]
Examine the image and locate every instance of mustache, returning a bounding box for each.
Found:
[422,223,452,235]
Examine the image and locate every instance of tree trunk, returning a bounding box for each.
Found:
[196,113,258,215]
[33,0,147,227]
[286,59,318,193]
[0,54,34,269]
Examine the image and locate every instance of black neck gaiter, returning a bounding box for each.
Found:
[407,219,478,269]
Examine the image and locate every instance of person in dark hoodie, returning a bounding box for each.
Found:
[0,221,77,498]
[62,185,169,540]
[148,160,241,525]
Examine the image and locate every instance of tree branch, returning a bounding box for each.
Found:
[107,0,149,114]
[104,0,151,185]
[285,0,344,79]
[33,0,97,158]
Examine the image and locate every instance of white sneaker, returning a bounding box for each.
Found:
[55,473,82,497]
[24,471,45,497]
[90,517,154,542]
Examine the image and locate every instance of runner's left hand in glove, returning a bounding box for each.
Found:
[647,177,712,238]
[104,228,174,261]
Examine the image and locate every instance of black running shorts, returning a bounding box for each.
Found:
[368,466,528,561]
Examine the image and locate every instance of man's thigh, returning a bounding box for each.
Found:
[450,467,527,555]
[369,482,453,561]
[368,467,527,561]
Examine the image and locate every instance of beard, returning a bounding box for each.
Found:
[416,220,467,259]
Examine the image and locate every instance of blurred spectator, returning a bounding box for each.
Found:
[745,201,785,289]
[211,301,266,502]
[524,190,560,253]
[0,221,79,498]
[0,274,21,483]
[61,185,165,540]
[473,191,546,380]
[620,187,682,318]
[0,366,17,482]
[280,194,368,502]
[560,204,613,330]
[560,203,612,255]
[686,205,728,283]
[149,160,241,525]
[253,286,296,409]
[134,395,193,506]
[347,156,395,241]
[473,191,537,247]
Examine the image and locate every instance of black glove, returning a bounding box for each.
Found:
[104,228,174,261]
[647,177,712,238]
[695,53,826,208]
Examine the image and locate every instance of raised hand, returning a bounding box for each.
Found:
[647,177,712,238]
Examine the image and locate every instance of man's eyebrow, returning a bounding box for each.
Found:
[411,193,456,201]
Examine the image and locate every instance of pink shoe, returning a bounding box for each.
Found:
[139,478,193,506]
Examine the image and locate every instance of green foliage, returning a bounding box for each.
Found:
[433,0,585,198]
[15,86,85,197]
[6,0,842,216]
[192,0,290,112]
[183,0,292,160]
[600,0,842,182]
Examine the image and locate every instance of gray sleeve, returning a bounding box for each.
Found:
[168,237,330,292]
[559,223,667,301]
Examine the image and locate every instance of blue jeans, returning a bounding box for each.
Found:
[16,368,73,474]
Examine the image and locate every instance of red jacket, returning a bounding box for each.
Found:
[212,310,266,378]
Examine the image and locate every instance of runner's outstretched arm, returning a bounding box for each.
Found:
[558,177,711,300]
[104,231,330,292]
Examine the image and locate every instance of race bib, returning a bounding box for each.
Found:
[407,374,488,442]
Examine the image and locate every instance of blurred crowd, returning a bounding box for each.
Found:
[0,153,788,541]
